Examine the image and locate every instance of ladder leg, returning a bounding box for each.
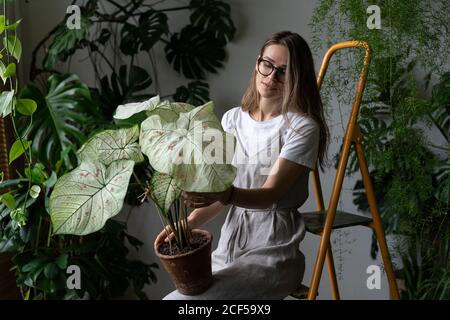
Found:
[308,237,327,299]
[312,169,340,299]
[308,136,351,299]
[354,140,400,300]
[326,241,340,299]
[310,41,372,300]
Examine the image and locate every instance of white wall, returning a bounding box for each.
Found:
[18,0,393,300]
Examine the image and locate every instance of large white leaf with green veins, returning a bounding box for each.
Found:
[77,126,144,165]
[49,160,134,235]
[146,101,194,122]
[140,101,236,192]
[113,95,160,119]
[149,171,181,216]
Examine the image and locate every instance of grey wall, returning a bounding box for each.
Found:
[17,0,395,299]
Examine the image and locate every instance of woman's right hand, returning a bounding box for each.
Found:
[154,225,174,249]
[154,201,225,249]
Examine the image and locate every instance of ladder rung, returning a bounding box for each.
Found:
[289,284,318,299]
[302,210,372,234]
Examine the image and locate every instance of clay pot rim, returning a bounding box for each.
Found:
[154,228,212,260]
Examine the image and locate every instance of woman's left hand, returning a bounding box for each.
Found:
[181,187,232,208]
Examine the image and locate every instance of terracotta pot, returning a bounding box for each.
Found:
[155,229,213,296]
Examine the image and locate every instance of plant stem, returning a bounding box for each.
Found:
[3,3,35,220]
[46,223,52,247]
[181,200,191,247]
[165,212,178,252]
[173,199,181,247]
[87,47,102,86]
[34,215,42,254]
[107,0,129,12]
[147,50,160,94]
[29,23,61,80]
[132,172,146,192]
[156,6,190,12]
[93,46,115,73]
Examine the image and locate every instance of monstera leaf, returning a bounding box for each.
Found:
[140,101,236,192]
[190,0,236,44]
[77,126,144,165]
[149,171,181,216]
[165,25,226,79]
[120,9,169,55]
[174,81,210,106]
[18,73,95,169]
[44,16,92,69]
[49,160,134,235]
[93,65,153,120]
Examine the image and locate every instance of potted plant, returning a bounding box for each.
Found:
[48,96,237,295]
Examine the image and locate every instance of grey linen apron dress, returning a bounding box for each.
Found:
[164,107,320,300]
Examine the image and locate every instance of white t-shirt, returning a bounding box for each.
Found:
[221,106,320,209]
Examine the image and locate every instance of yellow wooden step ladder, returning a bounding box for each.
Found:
[291,41,400,300]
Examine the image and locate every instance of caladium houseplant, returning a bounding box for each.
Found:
[48,96,236,251]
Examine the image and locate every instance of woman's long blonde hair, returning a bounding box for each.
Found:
[241,31,329,169]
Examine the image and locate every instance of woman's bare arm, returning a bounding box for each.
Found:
[229,158,308,208]
[183,157,309,209]
[188,201,226,228]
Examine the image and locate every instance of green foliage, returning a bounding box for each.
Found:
[174,81,210,106]
[0,165,158,300]
[0,36,156,302]
[190,0,236,44]
[1,0,237,300]
[18,74,97,170]
[311,0,449,74]
[91,65,153,121]
[32,0,236,117]
[119,9,169,56]
[312,0,449,299]
[9,220,158,300]
[3,34,22,61]
[43,16,92,70]
[59,219,158,300]
[400,208,450,300]
[165,25,226,79]
[0,90,14,117]
[9,139,31,164]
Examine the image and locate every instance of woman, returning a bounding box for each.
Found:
[155,31,329,300]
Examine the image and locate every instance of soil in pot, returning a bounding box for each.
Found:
[155,229,213,296]
[158,232,209,256]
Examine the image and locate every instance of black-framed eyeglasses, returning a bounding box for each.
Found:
[257,58,286,82]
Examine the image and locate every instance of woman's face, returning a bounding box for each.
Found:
[255,44,288,100]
